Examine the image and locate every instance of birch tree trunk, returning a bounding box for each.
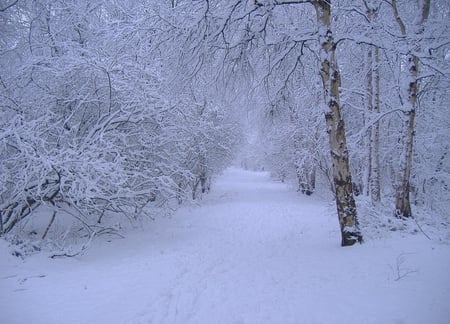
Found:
[313,0,363,246]
[366,44,374,198]
[371,45,381,203]
[392,0,430,218]
[364,2,381,204]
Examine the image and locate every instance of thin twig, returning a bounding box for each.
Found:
[42,211,56,240]
[413,216,431,240]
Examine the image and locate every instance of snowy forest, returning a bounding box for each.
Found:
[1,1,450,323]
[1,0,448,246]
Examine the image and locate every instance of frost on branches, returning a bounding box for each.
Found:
[0,0,241,240]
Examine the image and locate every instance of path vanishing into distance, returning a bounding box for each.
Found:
[1,168,450,324]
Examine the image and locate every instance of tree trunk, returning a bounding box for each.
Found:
[392,0,430,218]
[395,109,414,217]
[192,178,200,200]
[366,44,374,197]
[313,0,363,246]
[371,45,381,203]
[367,46,381,203]
[364,3,381,204]
[297,166,315,196]
[309,166,316,195]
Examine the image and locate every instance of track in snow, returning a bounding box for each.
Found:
[1,167,449,324]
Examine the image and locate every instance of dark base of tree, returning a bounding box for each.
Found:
[297,171,315,197]
[341,229,364,247]
[299,188,314,196]
[395,196,412,218]
[394,209,412,218]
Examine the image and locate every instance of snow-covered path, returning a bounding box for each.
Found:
[1,168,450,324]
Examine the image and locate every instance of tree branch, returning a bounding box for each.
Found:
[391,0,406,36]
[0,0,18,12]
[255,0,311,6]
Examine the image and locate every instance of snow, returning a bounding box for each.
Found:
[1,167,450,324]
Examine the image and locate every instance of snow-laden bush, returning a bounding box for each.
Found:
[0,0,242,240]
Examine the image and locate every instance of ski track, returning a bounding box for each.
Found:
[1,167,450,324]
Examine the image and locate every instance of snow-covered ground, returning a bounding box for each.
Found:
[1,167,449,324]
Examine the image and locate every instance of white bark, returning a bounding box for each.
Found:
[393,0,430,218]
[366,5,381,203]
[313,0,363,246]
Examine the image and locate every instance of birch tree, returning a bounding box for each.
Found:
[311,0,363,245]
[255,0,363,245]
[391,0,430,218]
[363,0,382,203]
